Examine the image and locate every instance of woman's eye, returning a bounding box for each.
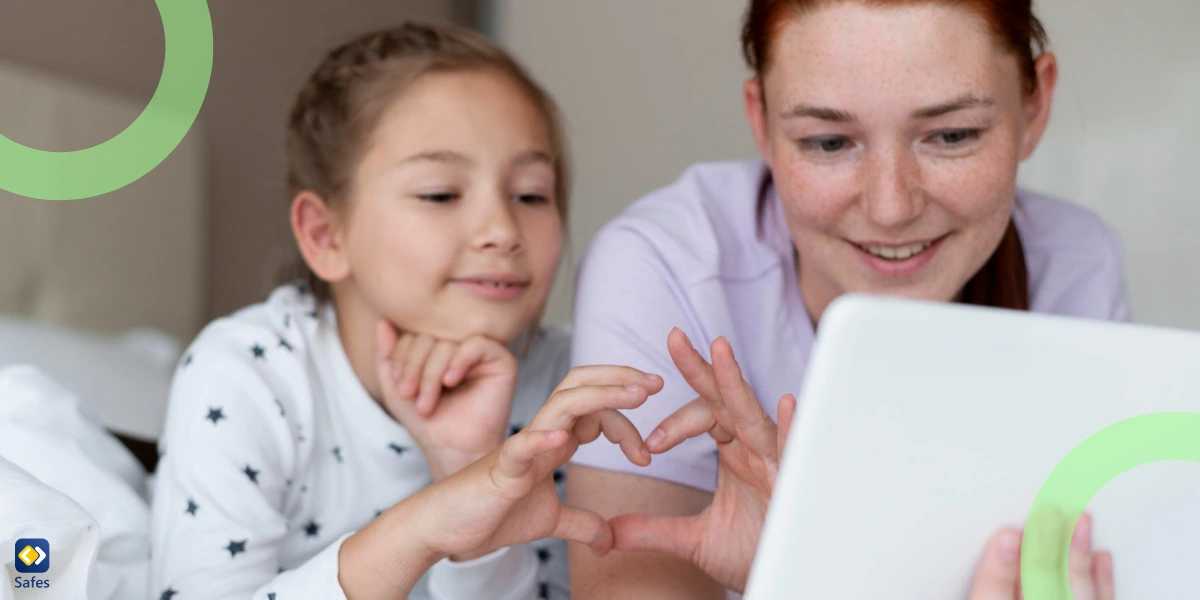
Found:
[515,194,549,205]
[800,136,851,154]
[417,193,458,203]
[930,129,981,146]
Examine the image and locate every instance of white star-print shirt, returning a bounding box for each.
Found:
[150,284,572,600]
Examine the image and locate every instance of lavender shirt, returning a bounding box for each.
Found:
[569,159,1131,492]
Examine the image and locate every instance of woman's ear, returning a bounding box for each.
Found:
[291,191,351,284]
[1019,53,1059,161]
[744,77,774,169]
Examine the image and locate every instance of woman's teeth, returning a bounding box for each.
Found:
[859,241,932,261]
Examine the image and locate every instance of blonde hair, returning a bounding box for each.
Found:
[285,21,570,302]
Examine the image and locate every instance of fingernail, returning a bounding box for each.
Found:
[644,373,661,384]
[999,530,1020,564]
[625,384,645,394]
[646,429,665,448]
[1073,513,1092,552]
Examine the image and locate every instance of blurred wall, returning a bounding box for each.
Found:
[492,0,1200,329]
[0,0,476,329]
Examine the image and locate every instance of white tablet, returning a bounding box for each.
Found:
[745,295,1200,599]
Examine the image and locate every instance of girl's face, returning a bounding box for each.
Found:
[746,3,1056,318]
[333,70,563,343]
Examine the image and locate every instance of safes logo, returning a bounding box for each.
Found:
[14,539,48,574]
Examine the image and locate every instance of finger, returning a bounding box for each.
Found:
[589,409,650,467]
[1068,513,1096,599]
[1020,507,1069,600]
[711,337,776,458]
[400,335,436,399]
[443,336,512,388]
[495,429,569,482]
[1093,550,1114,600]
[375,322,401,397]
[666,329,731,424]
[553,364,663,395]
[608,511,702,563]
[417,341,456,416]
[645,397,717,454]
[552,505,614,556]
[776,393,797,460]
[391,333,415,382]
[530,384,651,432]
[967,528,1022,600]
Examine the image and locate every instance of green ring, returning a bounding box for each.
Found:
[0,0,213,201]
[1021,412,1200,598]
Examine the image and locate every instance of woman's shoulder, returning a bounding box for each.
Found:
[582,159,781,284]
[1014,188,1130,320]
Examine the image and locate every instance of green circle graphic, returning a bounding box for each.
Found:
[1021,412,1200,599]
[0,0,213,201]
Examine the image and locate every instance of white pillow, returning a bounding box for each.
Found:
[0,317,179,440]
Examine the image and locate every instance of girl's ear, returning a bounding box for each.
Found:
[291,191,351,284]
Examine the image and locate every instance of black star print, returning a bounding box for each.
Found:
[181,354,193,368]
[509,424,522,437]
[296,282,310,296]
[226,539,247,558]
[374,509,384,518]
[304,520,321,538]
[278,337,293,352]
[185,499,198,516]
[244,465,260,485]
[268,594,276,600]
[283,314,292,329]
[251,344,266,360]
[160,587,178,600]
[274,398,286,417]
[388,443,407,455]
[307,310,319,320]
[553,469,565,484]
[332,446,343,463]
[537,548,551,563]
[206,407,225,425]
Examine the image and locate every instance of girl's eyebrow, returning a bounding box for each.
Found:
[399,150,473,167]
[512,149,554,168]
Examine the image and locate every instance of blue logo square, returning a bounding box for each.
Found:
[14,538,49,574]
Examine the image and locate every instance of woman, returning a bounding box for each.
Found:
[566,0,1127,598]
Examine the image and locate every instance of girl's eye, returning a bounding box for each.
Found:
[515,194,549,205]
[930,129,981,146]
[800,136,851,155]
[417,193,458,203]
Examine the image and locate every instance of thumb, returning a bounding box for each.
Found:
[609,512,703,562]
[968,528,1022,600]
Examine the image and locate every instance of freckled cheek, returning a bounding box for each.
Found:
[922,150,1019,222]
[774,162,858,232]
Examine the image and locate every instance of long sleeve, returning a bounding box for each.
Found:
[149,324,346,599]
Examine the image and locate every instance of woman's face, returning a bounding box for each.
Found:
[746,3,1056,318]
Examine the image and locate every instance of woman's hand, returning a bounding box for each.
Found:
[606,328,796,593]
[403,366,662,560]
[970,513,1114,600]
[375,320,518,481]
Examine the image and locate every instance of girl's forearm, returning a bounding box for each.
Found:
[338,496,445,599]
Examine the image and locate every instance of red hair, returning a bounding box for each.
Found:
[742,0,1042,311]
[742,0,1048,94]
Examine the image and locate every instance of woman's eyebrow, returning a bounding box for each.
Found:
[780,94,996,122]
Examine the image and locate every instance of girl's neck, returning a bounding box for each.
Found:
[330,290,385,402]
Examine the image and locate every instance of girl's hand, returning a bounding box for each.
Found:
[970,514,1114,600]
[375,320,518,480]
[606,328,795,593]
[406,365,663,560]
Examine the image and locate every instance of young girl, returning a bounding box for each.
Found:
[149,22,657,600]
